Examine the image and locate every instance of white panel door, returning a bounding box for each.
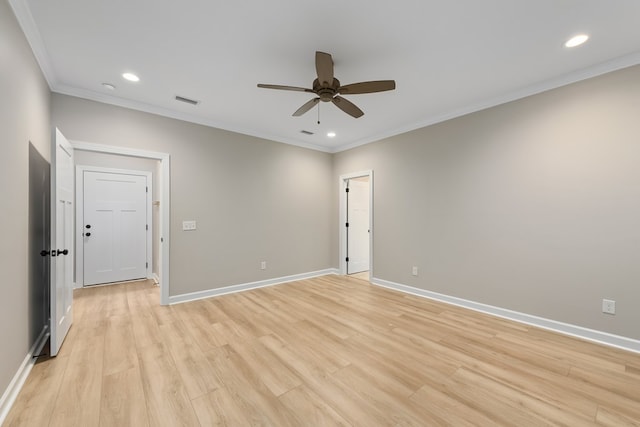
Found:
[83,171,147,285]
[51,129,74,356]
[347,178,370,274]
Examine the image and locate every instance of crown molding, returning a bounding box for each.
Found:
[53,84,333,153]
[334,51,640,153]
[8,0,56,89]
[11,0,640,154]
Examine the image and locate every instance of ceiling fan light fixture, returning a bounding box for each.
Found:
[564,34,589,48]
[122,72,140,82]
[327,132,336,138]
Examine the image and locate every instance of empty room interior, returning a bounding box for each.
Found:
[2,0,640,425]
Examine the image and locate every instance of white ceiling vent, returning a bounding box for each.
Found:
[174,95,200,105]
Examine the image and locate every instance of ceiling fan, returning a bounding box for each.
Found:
[257,51,396,119]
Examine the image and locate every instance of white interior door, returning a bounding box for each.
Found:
[83,171,148,285]
[347,178,370,274]
[51,129,74,356]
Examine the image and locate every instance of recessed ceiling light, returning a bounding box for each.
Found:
[327,132,336,138]
[102,83,116,90]
[122,72,140,82]
[565,34,589,48]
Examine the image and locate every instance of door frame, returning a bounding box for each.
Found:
[339,170,373,279]
[70,141,171,305]
[75,166,153,287]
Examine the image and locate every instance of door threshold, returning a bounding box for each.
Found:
[83,278,150,288]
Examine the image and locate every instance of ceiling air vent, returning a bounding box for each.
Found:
[300,130,314,135]
[174,95,200,106]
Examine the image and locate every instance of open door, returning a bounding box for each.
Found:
[50,128,74,356]
[346,177,370,274]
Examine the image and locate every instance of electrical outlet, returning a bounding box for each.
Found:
[412,266,418,276]
[602,299,616,315]
[182,220,196,231]
[261,261,267,270]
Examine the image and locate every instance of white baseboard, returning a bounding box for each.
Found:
[371,277,640,354]
[0,326,49,425]
[169,268,339,305]
[151,273,160,286]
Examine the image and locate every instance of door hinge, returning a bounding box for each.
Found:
[345,222,349,228]
[345,257,349,262]
[146,262,148,269]
[146,186,148,193]
[345,187,350,193]
[146,224,148,230]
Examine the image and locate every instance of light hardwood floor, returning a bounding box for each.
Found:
[349,271,370,282]
[5,275,640,426]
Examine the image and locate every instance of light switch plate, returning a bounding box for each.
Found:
[182,220,197,231]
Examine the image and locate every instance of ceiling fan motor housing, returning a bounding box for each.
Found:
[313,78,341,102]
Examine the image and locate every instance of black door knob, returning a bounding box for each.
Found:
[85,232,91,237]
[86,224,91,229]
[40,250,50,257]
[56,249,69,256]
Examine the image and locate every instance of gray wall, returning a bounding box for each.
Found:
[74,151,161,280]
[334,65,640,340]
[52,94,334,297]
[0,0,52,401]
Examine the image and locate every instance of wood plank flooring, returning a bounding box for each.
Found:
[5,275,640,426]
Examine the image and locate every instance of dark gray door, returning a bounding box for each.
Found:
[28,143,50,348]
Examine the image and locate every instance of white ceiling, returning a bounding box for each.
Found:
[10,0,640,152]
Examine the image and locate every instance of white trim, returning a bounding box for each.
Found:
[7,0,56,90]
[371,277,640,354]
[70,141,167,160]
[169,269,339,305]
[152,272,160,286]
[0,326,49,425]
[50,55,640,155]
[70,140,171,305]
[53,84,332,153]
[9,0,640,154]
[339,171,374,279]
[333,53,640,153]
[10,0,640,155]
[75,166,153,287]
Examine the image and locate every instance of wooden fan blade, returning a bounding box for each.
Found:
[293,98,320,116]
[339,80,396,95]
[315,51,334,88]
[257,84,314,93]
[332,96,364,118]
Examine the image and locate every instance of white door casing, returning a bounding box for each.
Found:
[50,128,74,356]
[83,170,149,285]
[69,141,170,305]
[347,178,370,274]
